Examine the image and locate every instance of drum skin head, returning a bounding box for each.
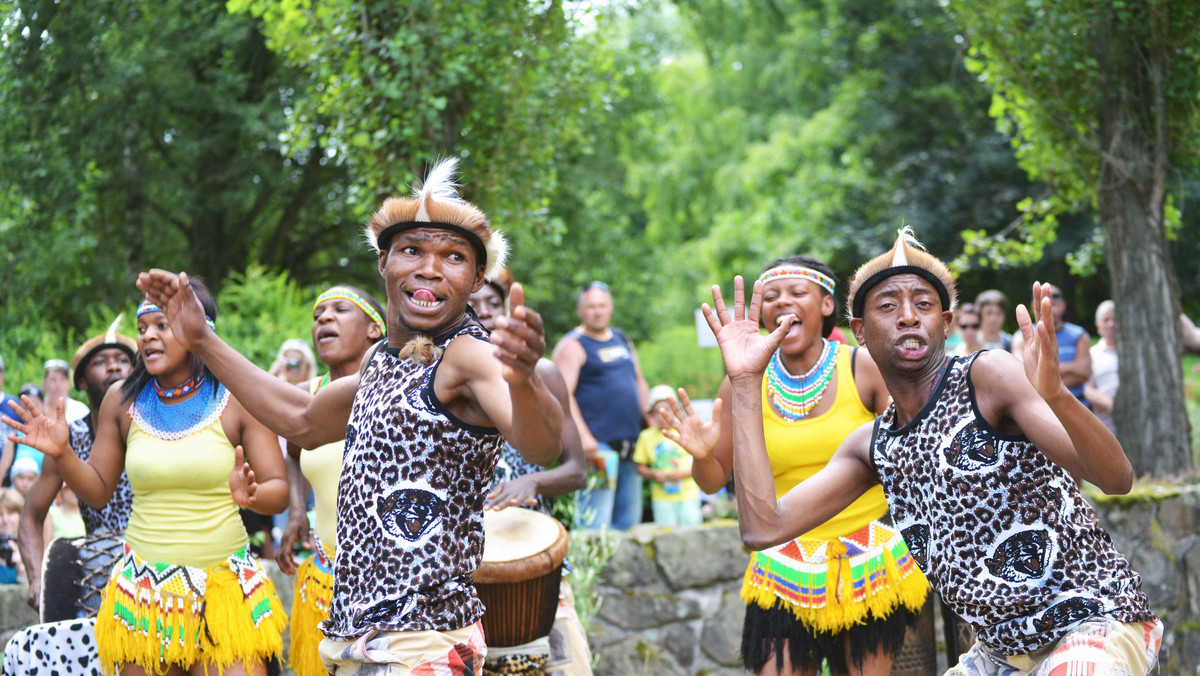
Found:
[475,508,568,584]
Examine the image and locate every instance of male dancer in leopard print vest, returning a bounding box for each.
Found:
[700,228,1161,675]
[138,158,563,676]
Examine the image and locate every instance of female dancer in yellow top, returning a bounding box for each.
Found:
[275,285,385,676]
[664,256,928,676]
[5,281,288,676]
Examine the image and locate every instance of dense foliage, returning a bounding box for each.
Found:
[1,0,1199,467]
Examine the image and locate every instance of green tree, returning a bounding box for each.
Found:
[227,0,603,235]
[950,0,1200,475]
[0,0,358,344]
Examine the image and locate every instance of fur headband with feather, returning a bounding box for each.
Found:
[846,226,957,320]
[365,157,509,281]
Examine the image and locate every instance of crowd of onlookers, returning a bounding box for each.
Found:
[0,359,90,583]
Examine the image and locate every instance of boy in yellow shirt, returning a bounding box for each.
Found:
[634,386,702,527]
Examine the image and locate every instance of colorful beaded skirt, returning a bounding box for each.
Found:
[290,537,335,676]
[96,542,287,675]
[741,519,929,634]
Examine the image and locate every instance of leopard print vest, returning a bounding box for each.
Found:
[69,417,132,534]
[321,320,504,640]
[870,352,1155,655]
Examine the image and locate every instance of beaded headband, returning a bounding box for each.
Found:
[313,289,387,335]
[137,301,215,331]
[758,266,836,296]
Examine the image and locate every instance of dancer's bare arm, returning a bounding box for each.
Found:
[440,284,562,465]
[973,282,1132,494]
[225,397,289,515]
[4,387,126,508]
[704,277,874,549]
[485,360,587,509]
[138,269,356,448]
[17,456,61,608]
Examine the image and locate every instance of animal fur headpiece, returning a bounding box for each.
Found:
[365,157,509,281]
[70,314,138,391]
[846,227,957,320]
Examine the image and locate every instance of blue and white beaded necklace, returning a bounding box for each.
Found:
[130,373,229,441]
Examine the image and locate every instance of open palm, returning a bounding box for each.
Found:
[1016,281,1064,400]
[702,276,794,383]
[660,389,722,462]
[1,396,69,458]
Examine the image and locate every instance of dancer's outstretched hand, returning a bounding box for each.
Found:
[702,276,795,384]
[276,511,312,575]
[492,283,546,385]
[1016,281,1065,401]
[660,389,722,462]
[229,445,259,508]
[136,269,211,350]
[2,396,68,458]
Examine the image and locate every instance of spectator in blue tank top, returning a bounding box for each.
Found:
[553,282,650,531]
[1012,283,1092,407]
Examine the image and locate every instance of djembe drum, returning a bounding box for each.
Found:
[474,508,569,647]
[40,533,125,622]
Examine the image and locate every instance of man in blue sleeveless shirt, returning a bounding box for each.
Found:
[553,282,649,531]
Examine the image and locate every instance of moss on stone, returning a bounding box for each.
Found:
[1083,478,1193,506]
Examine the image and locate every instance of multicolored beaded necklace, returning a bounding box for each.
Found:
[152,370,205,399]
[766,339,838,421]
[130,375,230,441]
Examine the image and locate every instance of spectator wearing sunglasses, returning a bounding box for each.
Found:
[1012,283,1092,408]
[952,303,986,357]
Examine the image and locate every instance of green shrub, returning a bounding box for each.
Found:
[637,322,727,398]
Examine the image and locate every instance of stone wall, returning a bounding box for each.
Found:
[586,490,1200,676]
[587,522,750,676]
[1086,482,1200,673]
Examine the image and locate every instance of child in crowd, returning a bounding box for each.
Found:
[0,488,25,584]
[9,457,38,498]
[634,385,703,527]
[48,485,87,541]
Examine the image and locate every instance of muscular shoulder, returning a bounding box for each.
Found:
[439,334,498,389]
[551,334,584,362]
[966,349,1029,416]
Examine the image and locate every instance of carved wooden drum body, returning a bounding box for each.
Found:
[474,508,569,647]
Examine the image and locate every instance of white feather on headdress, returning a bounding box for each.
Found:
[891,225,927,266]
[413,157,466,221]
[103,313,124,344]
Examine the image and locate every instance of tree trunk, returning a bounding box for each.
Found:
[1101,135,1191,477]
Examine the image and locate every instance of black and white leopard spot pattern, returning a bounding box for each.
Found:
[2,618,104,676]
[872,353,1156,654]
[322,322,503,640]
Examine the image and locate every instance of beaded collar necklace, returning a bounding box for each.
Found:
[152,370,205,400]
[130,375,229,441]
[766,339,837,421]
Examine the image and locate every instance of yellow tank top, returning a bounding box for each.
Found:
[761,344,888,540]
[125,416,249,568]
[300,439,343,549]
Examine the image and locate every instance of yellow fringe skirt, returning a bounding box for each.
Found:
[741,519,929,634]
[96,542,287,675]
[290,538,335,676]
